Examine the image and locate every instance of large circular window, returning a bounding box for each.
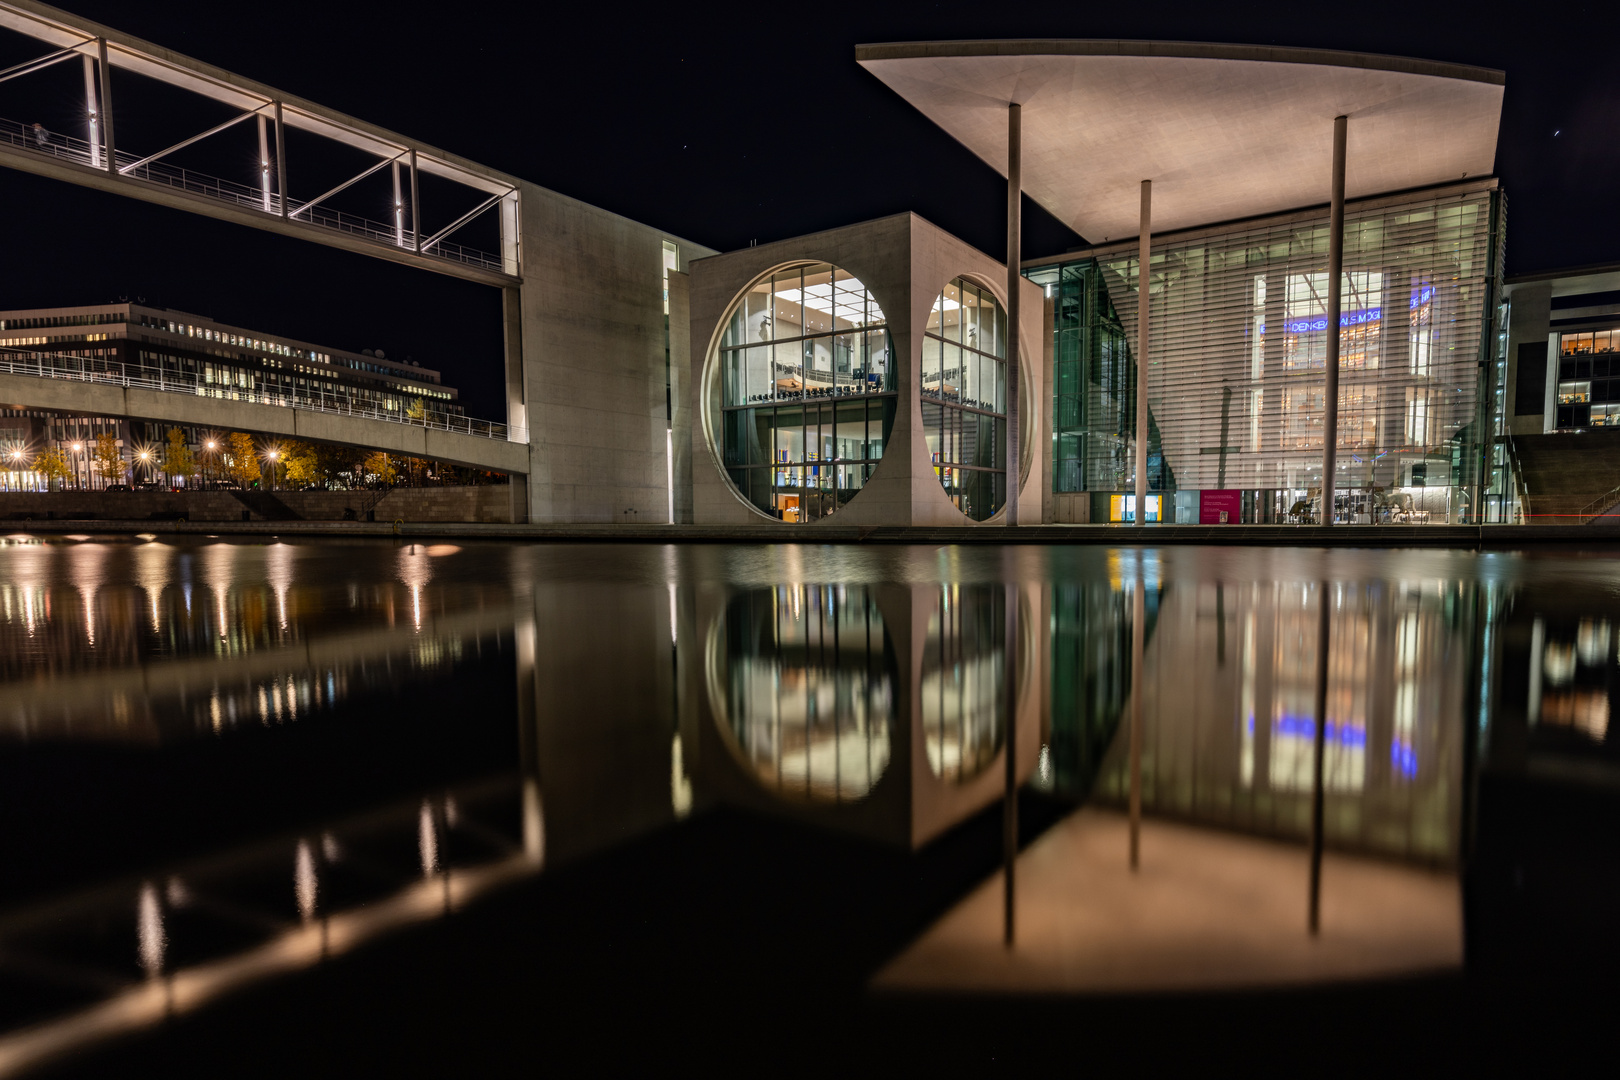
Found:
[706,585,896,802]
[713,263,895,522]
[923,278,1007,521]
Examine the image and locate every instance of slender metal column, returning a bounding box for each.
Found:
[81,54,99,169]
[1321,116,1348,526]
[1309,580,1332,933]
[274,102,287,218]
[95,38,114,175]
[1005,103,1021,526]
[1129,559,1144,869]
[257,115,271,212]
[1003,580,1018,945]
[409,150,421,253]
[392,160,404,246]
[1136,181,1151,526]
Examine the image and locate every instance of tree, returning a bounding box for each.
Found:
[92,432,125,488]
[283,441,324,487]
[161,427,195,487]
[33,447,71,491]
[225,432,260,488]
[361,450,397,486]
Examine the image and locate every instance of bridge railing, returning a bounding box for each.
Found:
[0,117,503,275]
[0,347,522,444]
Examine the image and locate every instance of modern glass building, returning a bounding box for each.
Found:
[1027,183,1508,524]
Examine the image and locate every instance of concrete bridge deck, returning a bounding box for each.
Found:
[0,369,530,474]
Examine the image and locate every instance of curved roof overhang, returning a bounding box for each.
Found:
[856,40,1505,242]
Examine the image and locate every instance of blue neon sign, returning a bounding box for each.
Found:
[1276,307,1383,334]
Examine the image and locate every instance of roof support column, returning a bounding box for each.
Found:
[95,38,114,175]
[1005,102,1021,526]
[1322,115,1347,526]
[81,54,99,169]
[1136,180,1150,527]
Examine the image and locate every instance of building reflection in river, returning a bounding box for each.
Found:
[709,585,895,802]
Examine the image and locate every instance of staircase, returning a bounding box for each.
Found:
[229,490,304,521]
[1512,430,1620,523]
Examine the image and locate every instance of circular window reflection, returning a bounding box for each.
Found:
[711,263,895,522]
[923,278,1007,521]
[707,585,895,802]
[922,584,1006,782]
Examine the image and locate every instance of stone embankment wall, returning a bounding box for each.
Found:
[0,487,513,524]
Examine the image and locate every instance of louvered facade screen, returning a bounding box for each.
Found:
[1031,186,1504,525]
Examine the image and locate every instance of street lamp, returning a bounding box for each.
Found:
[137,448,153,485]
[71,442,83,491]
[205,439,218,488]
[264,447,279,491]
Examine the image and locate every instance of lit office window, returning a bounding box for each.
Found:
[923,278,1006,521]
[713,263,893,522]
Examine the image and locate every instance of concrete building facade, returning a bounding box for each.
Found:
[688,214,1043,527]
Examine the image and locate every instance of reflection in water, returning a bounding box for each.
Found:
[1530,617,1615,743]
[0,537,511,741]
[921,585,1004,784]
[708,585,894,802]
[1092,580,1468,863]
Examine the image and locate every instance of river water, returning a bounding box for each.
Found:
[0,534,1615,1072]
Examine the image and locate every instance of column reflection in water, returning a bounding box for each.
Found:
[922,584,1004,784]
[1095,579,1469,861]
[710,585,894,802]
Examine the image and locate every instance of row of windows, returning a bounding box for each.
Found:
[1555,379,1620,406]
[1559,328,1620,357]
[0,312,123,330]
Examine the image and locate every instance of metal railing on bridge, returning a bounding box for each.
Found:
[0,346,520,443]
[0,116,503,275]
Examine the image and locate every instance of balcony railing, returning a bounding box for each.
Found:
[0,346,522,443]
[0,116,504,275]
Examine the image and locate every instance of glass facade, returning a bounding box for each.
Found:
[714,264,894,522]
[922,279,1007,520]
[1030,187,1505,524]
[1555,327,1620,429]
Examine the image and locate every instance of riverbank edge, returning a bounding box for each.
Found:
[5,518,1619,547]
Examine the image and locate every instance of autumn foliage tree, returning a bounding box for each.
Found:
[92,432,125,488]
[225,432,261,488]
[161,427,195,487]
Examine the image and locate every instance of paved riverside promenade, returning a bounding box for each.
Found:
[6,518,1620,547]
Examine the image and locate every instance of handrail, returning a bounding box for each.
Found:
[0,115,504,274]
[0,347,525,444]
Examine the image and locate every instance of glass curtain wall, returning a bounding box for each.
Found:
[715,264,894,522]
[1029,187,1505,524]
[922,279,1007,521]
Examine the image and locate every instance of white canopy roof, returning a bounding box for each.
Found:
[857,41,1504,242]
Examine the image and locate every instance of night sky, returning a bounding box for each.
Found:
[1,0,1615,417]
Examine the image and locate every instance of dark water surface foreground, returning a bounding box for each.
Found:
[0,535,1615,1073]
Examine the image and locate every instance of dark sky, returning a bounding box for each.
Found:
[2,0,1616,417]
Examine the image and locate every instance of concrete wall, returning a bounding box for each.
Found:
[0,486,513,523]
[688,213,1046,527]
[513,182,714,524]
[1505,281,1554,436]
